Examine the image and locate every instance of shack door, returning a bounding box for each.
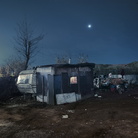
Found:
[79,75,87,96]
[86,71,93,91]
[62,73,70,93]
[54,75,62,94]
[79,71,93,96]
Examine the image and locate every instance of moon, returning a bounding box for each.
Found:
[88,24,92,28]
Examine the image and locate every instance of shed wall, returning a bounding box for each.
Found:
[35,65,95,104]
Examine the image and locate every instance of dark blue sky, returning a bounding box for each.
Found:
[0,0,138,66]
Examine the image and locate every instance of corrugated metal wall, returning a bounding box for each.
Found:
[53,70,94,97]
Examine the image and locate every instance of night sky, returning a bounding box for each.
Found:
[0,0,138,66]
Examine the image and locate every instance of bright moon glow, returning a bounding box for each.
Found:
[88,24,92,28]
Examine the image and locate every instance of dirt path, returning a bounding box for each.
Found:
[0,89,138,138]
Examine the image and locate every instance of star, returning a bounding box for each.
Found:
[88,24,92,28]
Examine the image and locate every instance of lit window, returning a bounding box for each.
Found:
[70,77,77,84]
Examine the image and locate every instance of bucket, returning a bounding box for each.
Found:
[110,85,116,92]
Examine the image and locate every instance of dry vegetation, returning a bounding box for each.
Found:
[0,87,138,138]
[94,61,138,75]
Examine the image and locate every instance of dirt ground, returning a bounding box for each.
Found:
[0,87,138,138]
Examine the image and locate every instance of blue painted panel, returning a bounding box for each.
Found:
[54,75,62,94]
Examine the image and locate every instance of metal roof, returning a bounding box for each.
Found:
[35,63,95,69]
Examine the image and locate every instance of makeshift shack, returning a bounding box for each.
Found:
[17,63,95,105]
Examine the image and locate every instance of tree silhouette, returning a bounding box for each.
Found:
[14,19,44,70]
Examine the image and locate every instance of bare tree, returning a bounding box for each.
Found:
[77,53,88,63]
[0,57,26,77]
[55,55,71,64]
[14,19,44,70]
[5,57,26,76]
[0,66,7,77]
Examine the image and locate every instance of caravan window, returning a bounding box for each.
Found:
[17,74,32,84]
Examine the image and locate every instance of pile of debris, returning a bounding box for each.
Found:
[93,75,128,94]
